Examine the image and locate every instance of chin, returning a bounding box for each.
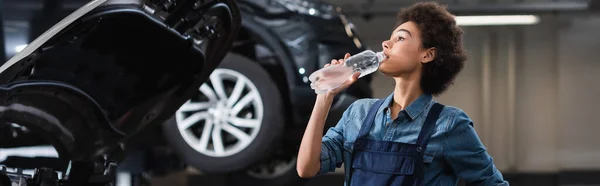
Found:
[378,64,412,77]
[378,68,398,77]
[379,60,418,76]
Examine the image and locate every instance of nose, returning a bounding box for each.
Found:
[382,40,390,50]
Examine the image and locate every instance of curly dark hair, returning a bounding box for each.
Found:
[396,2,467,96]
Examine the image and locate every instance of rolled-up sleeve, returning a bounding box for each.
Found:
[317,103,354,176]
[444,109,510,186]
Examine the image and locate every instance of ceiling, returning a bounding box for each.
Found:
[323,0,594,17]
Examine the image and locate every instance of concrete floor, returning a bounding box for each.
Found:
[150,170,600,186]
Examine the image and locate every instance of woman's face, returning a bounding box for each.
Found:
[379,21,435,77]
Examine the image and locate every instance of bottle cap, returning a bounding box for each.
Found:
[376,51,386,63]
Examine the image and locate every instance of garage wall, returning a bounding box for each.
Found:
[556,13,600,170]
[346,10,600,173]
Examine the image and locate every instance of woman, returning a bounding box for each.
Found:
[296,2,509,186]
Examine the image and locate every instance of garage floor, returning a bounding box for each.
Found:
[151,171,600,186]
[2,146,599,186]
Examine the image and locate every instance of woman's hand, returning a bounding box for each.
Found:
[297,53,359,178]
[321,53,361,98]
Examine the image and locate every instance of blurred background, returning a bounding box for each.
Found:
[1,0,599,186]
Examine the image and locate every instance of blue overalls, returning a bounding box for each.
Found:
[349,99,444,186]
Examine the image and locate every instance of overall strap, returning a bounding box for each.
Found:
[415,103,444,153]
[356,99,386,139]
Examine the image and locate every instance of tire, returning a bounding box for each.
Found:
[162,53,284,173]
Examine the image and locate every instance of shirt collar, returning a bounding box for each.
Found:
[381,93,433,120]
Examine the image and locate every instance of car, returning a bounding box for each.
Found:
[1,0,372,185]
[0,0,241,185]
[158,0,373,185]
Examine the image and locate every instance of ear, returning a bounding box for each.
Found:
[421,47,436,64]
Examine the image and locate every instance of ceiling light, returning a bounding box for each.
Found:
[455,15,540,26]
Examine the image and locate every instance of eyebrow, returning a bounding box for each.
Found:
[398,29,412,37]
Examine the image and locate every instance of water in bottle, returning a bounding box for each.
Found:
[309,50,386,94]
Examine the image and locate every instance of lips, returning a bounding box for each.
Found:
[382,52,390,62]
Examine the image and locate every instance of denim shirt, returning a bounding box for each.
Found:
[318,93,509,186]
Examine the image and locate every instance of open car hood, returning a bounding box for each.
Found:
[0,0,241,163]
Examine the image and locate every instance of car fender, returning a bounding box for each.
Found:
[240,13,299,90]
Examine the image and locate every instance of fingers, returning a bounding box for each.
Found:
[351,72,361,80]
[337,53,351,65]
[325,53,352,67]
[349,72,361,82]
[341,72,361,86]
[328,72,360,95]
[324,59,335,67]
[327,59,341,66]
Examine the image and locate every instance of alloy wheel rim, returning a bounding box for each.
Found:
[175,69,264,157]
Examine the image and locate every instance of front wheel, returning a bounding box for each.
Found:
[162,53,285,173]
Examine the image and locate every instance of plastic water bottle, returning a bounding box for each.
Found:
[309,50,386,94]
